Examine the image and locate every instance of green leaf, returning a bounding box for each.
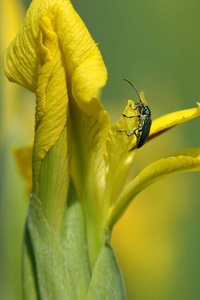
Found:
[23,226,40,300]
[86,244,126,300]
[23,181,90,300]
[61,181,91,300]
[24,194,74,300]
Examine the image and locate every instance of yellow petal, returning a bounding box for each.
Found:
[110,151,136,203]
[4,0,108,230]
[4,0,107,114]
[4,0,108,191]
[108,148,200,228]
[105,100,137,206]
[71,99,110,213]
[70,99,111,267]
[149,103,200,140]
[32,15,70,227]
[31,15,69,191]
[12,145,33,197]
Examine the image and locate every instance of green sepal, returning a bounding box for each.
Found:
[23,181,90,300]
[23,225,40,300]
[86,243,126,300]
[61,182,91,299]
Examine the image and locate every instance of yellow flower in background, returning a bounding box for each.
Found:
[3,0,200,299]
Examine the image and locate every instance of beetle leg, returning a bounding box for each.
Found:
[129,105,138,111]
[126,128,138,137]
[117,128,138,137]
[122,114,140,119]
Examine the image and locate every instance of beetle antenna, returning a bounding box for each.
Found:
[123,78,142,103]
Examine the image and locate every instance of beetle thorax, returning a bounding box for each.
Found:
[138,103,151,116]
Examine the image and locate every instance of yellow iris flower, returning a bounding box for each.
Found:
[4,0,200,299]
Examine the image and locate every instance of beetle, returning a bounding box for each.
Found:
[117,79,152,148]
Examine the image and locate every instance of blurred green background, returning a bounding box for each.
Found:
[1,0,200,299]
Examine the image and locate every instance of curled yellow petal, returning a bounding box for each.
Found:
[108,148,200,228]
[32,15,69,191]
[4,0,107,113]
[4,0,107,194]
[52,2,107,114]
